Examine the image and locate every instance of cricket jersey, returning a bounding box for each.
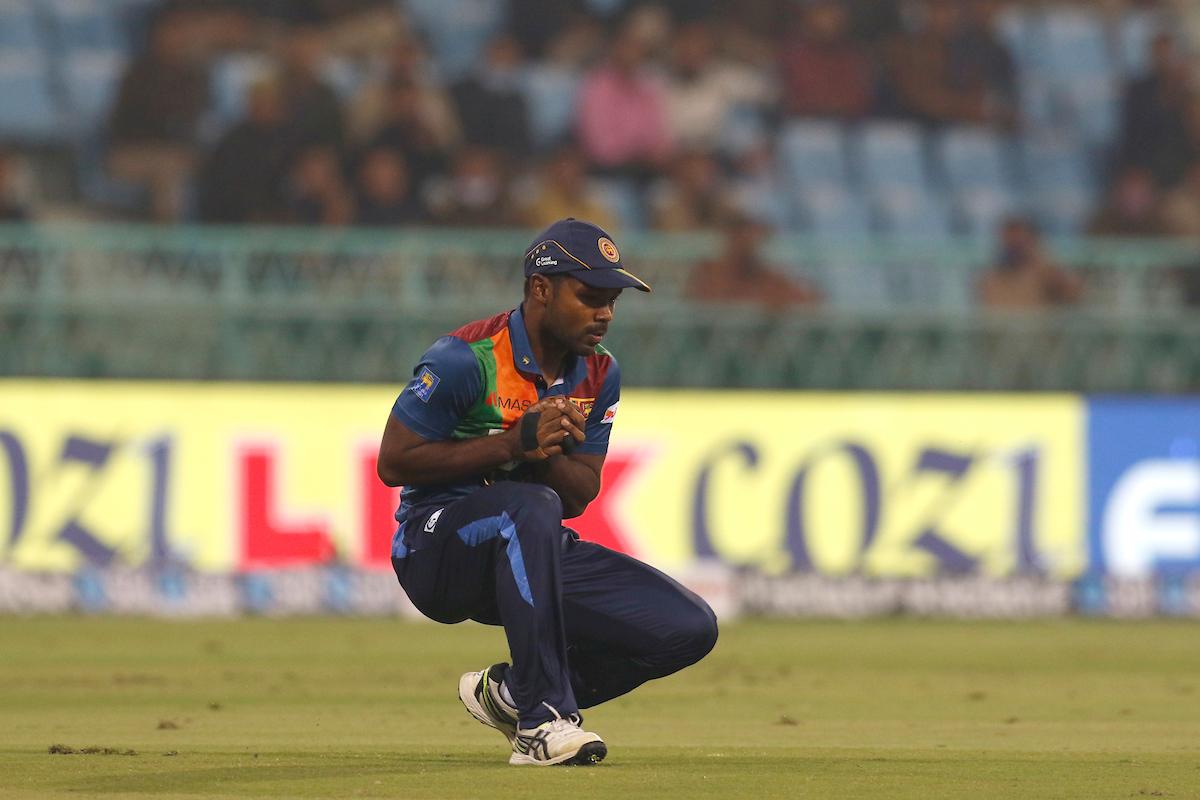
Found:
[390,304,621,525]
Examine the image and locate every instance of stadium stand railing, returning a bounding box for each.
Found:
[1,223,1197,391]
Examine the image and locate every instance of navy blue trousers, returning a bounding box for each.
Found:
[392,482,718,728]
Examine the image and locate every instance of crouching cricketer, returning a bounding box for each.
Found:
[376,218,718,766]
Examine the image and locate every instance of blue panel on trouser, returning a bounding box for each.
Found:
[457,512,534,606]
[391,523,408,559]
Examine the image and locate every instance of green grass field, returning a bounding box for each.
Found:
[1,617,1198,799]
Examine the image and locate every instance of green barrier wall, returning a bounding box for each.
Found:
[1,223,1197,390]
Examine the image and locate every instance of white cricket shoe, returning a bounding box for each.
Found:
[458,663,519,745]
[509,710,606,766]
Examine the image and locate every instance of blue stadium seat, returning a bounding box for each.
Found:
[854,121,928,192]
[519,64,580,148]
[61,49,127,131]
[729,176,792,230]
[0,0,40,48]
[207,53,275,135]
[0,49,60,140]
[1021,137,1096,235]
[1041,7,1113,78]
[954,186,1020,239]
[793,184,871,239]
[1065,76,1120,148]
[994,5,1044,73]
[44,0,126,53]
[590,178,643,232]
[1117,9,1165,78]
[778,120,848,189]
[934,127,1016,193]
[402,0,505,81]
[871,186,953,240]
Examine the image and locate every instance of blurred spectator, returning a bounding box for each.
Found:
[285,146,354,225]
[197,79,292,224]
[576,12,674,178]
[979,217,1083,308]
[1088,167,1170,237]
[780,0,875,119]
[107,11,209,221]
[349,37,461,148]
[1117,33,1195,187]
[1161,161,1200,237]
[353,147,424,226]
[712,0,789,66]
[279,24,346,149]
[953,0,1018,124]
[663,21,775,150]
[426,146,515,226]
[451,36,533,155]
[509,0,583,59]
[365,78,455,196]
[686,211,822,308]
[884,0,1013,127]
[652,151,728,230]
[522,144,619,231]
[848,0,904,42]
[0,152,29,222]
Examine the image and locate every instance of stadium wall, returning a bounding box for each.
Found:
[2,380,1198,617]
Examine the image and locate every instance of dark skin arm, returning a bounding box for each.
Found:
[377,397,603,518]
[524,398,603,519]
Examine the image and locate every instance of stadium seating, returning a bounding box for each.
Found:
[43,0,128,53]
[1116,8,1165,77]
[61,48,128,132]
[778,120,849,190]
[854,122,929,193]
[0,0,41,49]
[872,186,953,240]
[1021,136,1096,234]
[0,0,1165,245]
[402,0,506,80]
[0,49,59,141]
[794,184,871,239]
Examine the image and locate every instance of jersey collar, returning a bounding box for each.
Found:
[509,304,585,386]
[509,304,543,377]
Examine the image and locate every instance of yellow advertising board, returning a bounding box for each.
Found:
[600,393,1085,578]
[0,382,1087,578]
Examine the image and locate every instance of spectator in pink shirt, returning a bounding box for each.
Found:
[576,17,674,179]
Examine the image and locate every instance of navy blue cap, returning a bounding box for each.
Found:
[523,218,651,292]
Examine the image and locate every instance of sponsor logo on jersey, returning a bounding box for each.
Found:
[486,394,536,412]
[601,401,619,424]
[424,508,443,533]
[413,367,440,402]
[597,237,620,263]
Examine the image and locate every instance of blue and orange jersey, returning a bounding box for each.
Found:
[391,304,621,518]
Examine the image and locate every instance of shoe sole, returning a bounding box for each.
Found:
[508,739,607,767]
[458,671,517,746]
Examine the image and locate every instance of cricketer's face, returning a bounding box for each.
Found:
[546,276,621,357]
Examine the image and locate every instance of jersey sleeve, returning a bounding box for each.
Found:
[391,336,482,440]
[577,359,621,456]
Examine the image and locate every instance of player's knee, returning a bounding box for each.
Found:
[675,597,718,665]
[511,484,563,525]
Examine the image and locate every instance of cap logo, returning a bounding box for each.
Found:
[597,237,620,263]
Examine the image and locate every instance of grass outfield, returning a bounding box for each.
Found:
[1,618,1198,799]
